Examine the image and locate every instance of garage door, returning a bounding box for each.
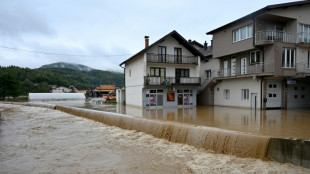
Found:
[266,80,282,108]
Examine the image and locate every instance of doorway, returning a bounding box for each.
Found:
[251,93,257,109]
[231,57,236,76]
[224,60,228,76]
[178,94,183,105]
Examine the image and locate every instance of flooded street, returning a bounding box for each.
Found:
[1,103,309,173]
[35,100,310,139]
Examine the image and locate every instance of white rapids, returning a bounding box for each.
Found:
[0,103,309,174]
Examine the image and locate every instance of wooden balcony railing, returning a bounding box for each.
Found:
[146,53,198,65]
[144,76,200,86]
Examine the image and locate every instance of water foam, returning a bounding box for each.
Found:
[56,105,270,159]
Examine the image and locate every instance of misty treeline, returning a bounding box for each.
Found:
[0,66,124,99]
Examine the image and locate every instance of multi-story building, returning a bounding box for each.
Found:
[119,30,204,108]
[199,0,310,109]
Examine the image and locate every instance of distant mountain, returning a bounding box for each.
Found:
[40,62,94,72]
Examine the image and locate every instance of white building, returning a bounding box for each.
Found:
[51,86,72,93]
[120,30,204,108]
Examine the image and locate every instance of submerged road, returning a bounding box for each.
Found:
[0,103,309,174]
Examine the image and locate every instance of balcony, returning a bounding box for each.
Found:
[146,53,198,65]
[144,76,200,86]
[219,62,274,78]
[255,30,296,45]
[297,33,310,48]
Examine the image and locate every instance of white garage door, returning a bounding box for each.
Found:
[266,80,282,108]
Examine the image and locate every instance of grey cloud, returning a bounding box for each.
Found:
[0,1,55,39]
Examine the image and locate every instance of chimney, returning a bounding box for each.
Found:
[204,41,208,50]
[145,36,149,48]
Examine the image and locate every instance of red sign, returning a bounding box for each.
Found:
[167,91,175,102]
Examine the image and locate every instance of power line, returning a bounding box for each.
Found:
[0,45,132,57]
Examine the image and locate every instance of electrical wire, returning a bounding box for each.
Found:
[0,45,132,57]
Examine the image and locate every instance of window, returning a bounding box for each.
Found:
[205,70,211,79]
[224,89,230,99]
[250,51,260,64]
[233,24,253,43]
[174,48,182,63]
[299,24,310,43]
[150,67,166,77]
[176,69,189,77]
[282,48,295,68]
[158,46,166,62]
[129,69,131,77]
[241,89,249,100]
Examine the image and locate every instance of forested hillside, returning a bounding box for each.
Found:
[0,66,124,98]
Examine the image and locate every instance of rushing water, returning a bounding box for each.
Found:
[1,103,309,173]
[36,99,310,139]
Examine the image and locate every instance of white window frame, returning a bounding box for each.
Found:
[224,89,230,100]
[282,48,295,68]
[233,24,253,43]
[299,23,310,43]
[241,89,249,101]
[205,70,211,79]
[250,51,260,65]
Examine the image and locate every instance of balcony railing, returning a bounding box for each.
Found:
[298,32,310,44]
[255,30,296,44]
[219,62,274,77]
[144,76,200,86]
[146,53,198,65]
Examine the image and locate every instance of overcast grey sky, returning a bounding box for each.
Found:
[0,0,296,72]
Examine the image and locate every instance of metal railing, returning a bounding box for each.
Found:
[146,53,198,64]
[255,30,296,44]
[198,69,221,92]
[144,76,200,86]
[219,62,274,77]
[297,32,310,44]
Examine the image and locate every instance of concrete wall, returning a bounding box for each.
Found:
[267,4,310,27]
[200,58,220,79]
[124,54,145,107]
[198,58,220,106]
[214,78,262,109]
[266,138,310,169]
[212,18,255,58]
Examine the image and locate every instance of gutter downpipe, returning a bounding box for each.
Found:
[252,17,265,110]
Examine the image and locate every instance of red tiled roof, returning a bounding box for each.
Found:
[96,85,116,90]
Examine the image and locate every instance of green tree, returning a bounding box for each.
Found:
[0,74,20,100]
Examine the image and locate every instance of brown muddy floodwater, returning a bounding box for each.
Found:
[0,103,309,173]
[40,100,310,139]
